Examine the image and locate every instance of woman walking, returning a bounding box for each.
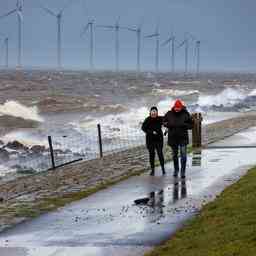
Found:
[164,99,193,179]
[142,106,165,176]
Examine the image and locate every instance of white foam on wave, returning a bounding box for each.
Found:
[248,88,256,97]
[0,100,43,122]
[197,88,246,107]
[0,164,16,176]
[153,88,199,97]
[1,130,48,147]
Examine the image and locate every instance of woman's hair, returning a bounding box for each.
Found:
[150,106,158,112]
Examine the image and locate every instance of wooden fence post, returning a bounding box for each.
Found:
[192,113,203,148]
[97,124,103,158]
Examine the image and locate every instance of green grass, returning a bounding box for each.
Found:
[145,166,256,256]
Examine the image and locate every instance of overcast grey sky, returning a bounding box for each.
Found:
[0,0,255,71]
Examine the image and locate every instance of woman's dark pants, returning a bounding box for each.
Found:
[148,142,165,175]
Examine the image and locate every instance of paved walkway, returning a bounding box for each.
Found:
[1,128,256,256]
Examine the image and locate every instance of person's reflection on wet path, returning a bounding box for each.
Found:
[134,189,165,223]
[192,149,202,167]
[173,178,187,203]
[148,190,164,215]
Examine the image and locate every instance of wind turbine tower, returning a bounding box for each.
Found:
[97,17,121,72]
[145,25,160,73]
[0,0,23,68]
[177,34,194,75]
[40,1,74,69]
[123,22,143,73]
[4,37,9,68]
[196,40,201,76]
[81,19,95,71]
[162,35,175,73]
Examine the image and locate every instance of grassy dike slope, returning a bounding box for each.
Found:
[145,167,256,256]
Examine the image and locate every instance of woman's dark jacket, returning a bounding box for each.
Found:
[141,116,164,149]
[163,108,193,146]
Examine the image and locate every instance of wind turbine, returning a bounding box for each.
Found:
[122,21,143,73]
[145,24,160,73]
[97,17,121,72]
[0,0,23,68]
[40,1,74,69]
[176,33,195,75]
[195,40,201,77]
[162,34,175,73]
[2,37,9,68]
[81,19,95,71]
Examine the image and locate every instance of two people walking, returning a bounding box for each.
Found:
[142,99,193,178]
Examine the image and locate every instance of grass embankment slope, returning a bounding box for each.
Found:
[146,166,256,256]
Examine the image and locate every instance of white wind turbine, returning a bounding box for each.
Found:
[0,0,23,68]
[195,40,201,77]
[122,21,143,73]
[176,33,195,75]
[81,19,95,71]
[97,17,121,72]
[162,34,175,73]
[145,24,160,73]
[39,1,74,69]
[1,37,9,68]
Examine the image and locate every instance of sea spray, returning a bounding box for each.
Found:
[0,100,44,122]
[197,88,246,107]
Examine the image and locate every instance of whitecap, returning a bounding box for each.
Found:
[0,100,43,122]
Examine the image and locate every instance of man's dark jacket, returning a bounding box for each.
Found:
[141,116,164,149]
[164,108,193,146]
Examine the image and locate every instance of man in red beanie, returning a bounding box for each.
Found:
[164,99,193,178]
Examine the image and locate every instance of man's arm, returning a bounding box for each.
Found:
[185,112,194,130]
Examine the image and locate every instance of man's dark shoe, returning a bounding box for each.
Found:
[181,175,186,179]
[150,170,155,176]
[162,169,166,175]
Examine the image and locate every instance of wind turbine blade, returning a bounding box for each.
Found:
[40,5,57,17]
[60,0,76,14]
[0,9,16,19]
[145,33,159,38]
[161,37,172,46]
[81,23,90,37]
[116,16,120,24]
[17,10,23,21]
[185,32,196,41]
[97,25,114,29]
[155,22,160,34]
[138,17,144,29]
[120,26,136,32]
[176,40,186,49]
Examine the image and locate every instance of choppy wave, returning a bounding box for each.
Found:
[1,131,48,147]
[248,89,256,97]
[197,88,246,108]
[0,100,43,122]
[152,88,199,97]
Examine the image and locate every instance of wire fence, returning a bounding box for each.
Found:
[0,113,203,178]
[0,123,146,178]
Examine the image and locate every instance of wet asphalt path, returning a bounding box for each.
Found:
[1,128,256,256]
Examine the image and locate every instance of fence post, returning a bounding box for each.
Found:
[48,136,56,169]
[192,113,202,148]
[97,124,103,158]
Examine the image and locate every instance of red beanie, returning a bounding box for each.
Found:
[173,99,184,111]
